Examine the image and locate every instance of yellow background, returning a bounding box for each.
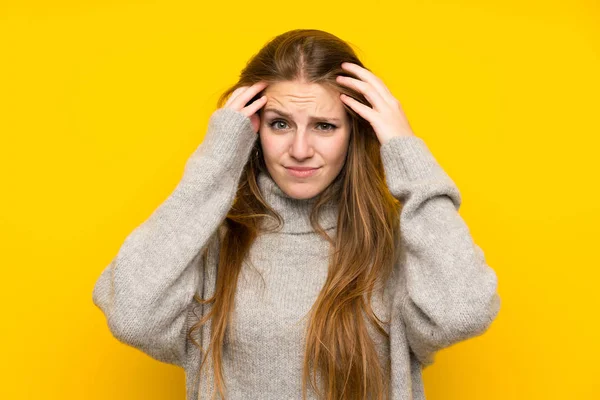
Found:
[1,0,598,399]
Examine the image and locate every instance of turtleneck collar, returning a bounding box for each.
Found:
[257,170,341,234]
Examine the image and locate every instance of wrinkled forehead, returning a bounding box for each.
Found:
[262,80,345,118]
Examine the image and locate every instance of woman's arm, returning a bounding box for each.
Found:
[380,135,501,367]
[92,107,258,367]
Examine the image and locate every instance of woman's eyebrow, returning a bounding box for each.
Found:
[264,108,342,123]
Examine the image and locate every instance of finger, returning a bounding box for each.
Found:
[241,95,267,118]
[340,93,375,122]
[336,76,387,111]
[230,81,268,111]
[341,62,391,95]
[341,62,395,104]
[224,86,247,107]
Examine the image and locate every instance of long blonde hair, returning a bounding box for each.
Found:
[188,29,401,400]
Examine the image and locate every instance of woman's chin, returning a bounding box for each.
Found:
[280,181,323,200]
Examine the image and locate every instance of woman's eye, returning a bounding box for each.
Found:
[269,120,288,130]
[317,123,336,131]
[268,120,336,132]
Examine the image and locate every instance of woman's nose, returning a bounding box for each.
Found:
[288,131,314,160]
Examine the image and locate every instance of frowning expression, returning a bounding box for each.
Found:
[258,80,351,200]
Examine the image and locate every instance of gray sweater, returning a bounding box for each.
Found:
[92,107,501,399]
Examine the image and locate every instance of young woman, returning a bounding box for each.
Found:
[92,29,501,400]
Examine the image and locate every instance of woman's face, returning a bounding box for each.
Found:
[258,80,351,200]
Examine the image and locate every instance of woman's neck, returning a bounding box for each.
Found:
[256,170,340,234]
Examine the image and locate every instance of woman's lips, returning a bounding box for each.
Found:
[285,167,321,178]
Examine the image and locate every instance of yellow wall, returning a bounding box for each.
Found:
[1,1,598,399]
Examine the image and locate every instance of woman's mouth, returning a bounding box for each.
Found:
[285,167,321,178]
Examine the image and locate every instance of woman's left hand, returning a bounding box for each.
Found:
[336,62,415,144]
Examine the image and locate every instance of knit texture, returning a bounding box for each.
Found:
[92,107,501,399]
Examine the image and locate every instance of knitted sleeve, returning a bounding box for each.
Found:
[380,135,501,368]
[92,107,258,367]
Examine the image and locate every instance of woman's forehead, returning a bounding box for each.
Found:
[263,81,345,117]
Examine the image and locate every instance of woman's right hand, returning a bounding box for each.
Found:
[223,81,269,133]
